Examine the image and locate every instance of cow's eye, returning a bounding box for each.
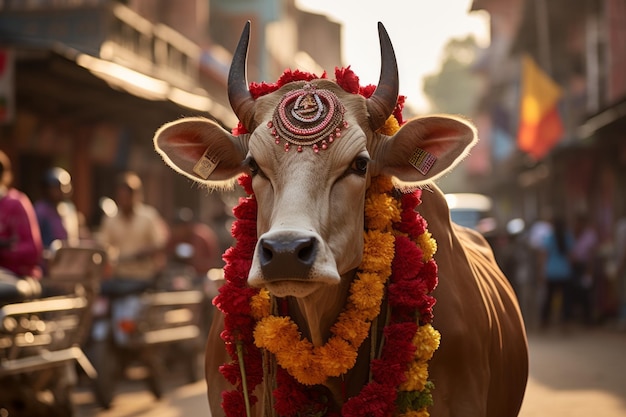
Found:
[244,157,260,176]
[348,156,370,176]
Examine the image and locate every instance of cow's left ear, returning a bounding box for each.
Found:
[376,115,477,187]
[154,117,250,188]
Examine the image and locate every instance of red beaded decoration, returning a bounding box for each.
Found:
[269,83,347,153]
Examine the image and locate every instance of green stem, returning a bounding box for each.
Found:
[236,342,252,417]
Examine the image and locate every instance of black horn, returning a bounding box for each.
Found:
[228,21,257,132]
[366,22,399,131]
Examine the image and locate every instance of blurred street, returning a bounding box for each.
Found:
[72,327,626,417]
[74,366,211,417]
[520,327,626,417]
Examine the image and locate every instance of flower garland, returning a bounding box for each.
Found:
[213,67,441,417]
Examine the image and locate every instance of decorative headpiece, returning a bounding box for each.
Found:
[267,83,348,153]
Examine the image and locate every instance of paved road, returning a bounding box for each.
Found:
[75,327,626,417]
[74,367,211,417]
[519,327,626,417]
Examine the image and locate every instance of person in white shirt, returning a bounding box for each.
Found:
[98,172,168,295]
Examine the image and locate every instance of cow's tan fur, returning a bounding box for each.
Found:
[154,77,527,416]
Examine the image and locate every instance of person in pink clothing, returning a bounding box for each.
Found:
[0,150,43,278]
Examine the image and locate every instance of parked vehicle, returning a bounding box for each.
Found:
[0,245,105,417]
[444,192,495,234]
[87,272,205,409]
[162,242,219,339]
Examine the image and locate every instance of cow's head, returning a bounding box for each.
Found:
[154,22,476,301]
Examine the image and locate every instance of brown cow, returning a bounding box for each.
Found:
[154,22,527,417]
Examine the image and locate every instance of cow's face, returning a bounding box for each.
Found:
[154,22,477,300]
[243,81,372,297]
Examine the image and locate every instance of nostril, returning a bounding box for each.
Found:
[260,240,274,266]
[296,238,316,265]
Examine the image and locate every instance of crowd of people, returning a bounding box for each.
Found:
[0,150,223,295]
[499,210,626,333]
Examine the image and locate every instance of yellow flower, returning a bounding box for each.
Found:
[278,339,313,369]
[418,232,437,261]
[331,309,370,345]
[367,175,395,195]
[399,360,429,392]
[250,288,270,319]
[361,230,395,274]
[350,272,386,313]
[377,115,401,136]
[254,316,300,352]
[412,324,441,361]
[365,193,401,230]
[399,410,430,417]
[318,337,358,376]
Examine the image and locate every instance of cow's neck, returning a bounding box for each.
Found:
[288,269,356,346]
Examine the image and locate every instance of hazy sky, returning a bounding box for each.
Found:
[295,0,489,113]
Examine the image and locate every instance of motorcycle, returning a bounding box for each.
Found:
[87,252,205,409]
[0,244,105,417]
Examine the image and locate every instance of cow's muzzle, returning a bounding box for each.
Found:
[259,236,317,280]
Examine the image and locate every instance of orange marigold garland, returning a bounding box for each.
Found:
[214,67,440,417]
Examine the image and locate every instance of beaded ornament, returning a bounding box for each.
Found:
[267,83,348,153]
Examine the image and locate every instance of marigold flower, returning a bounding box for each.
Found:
[412,324,441,360]
[418,232,437,261]
[378,114,401,136]
[399,360,429,392]
[318,337,358,376]
[249,288,270,320]
[399,410,430,417]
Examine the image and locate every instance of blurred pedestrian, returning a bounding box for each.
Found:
[570,212,598,326]
[501,218,536,327]
[0,150,43,279]
[34,167,82,249]
[97,171,169,295]
[167,207,221,277]
[538,216,574,331]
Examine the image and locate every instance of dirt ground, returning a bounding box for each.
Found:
[518,326,626,417]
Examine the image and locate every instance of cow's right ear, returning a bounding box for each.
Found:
[154,117,250,188]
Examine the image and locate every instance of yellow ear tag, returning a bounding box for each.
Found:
[409,148,437,175]
[193,148,219,179]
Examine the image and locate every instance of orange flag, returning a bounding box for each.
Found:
[517,54,564,159]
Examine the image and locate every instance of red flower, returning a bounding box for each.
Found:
[396,209,427,239]
[233,197,257,221]
[342,382,396,417]
[382,323,417,363]
[271,368,339,417]
[222,390,249,417]
[238,174,254,195]
[335,66,360,94]
[232,122,248,136]
[249,81,280,99]
[359,84,376,98]
[392,236,424,281]
[231,218,258,241]
[216,285,256,315]
[370,359,407,387]
[419,260,438,293]
[393,95,406,126]
[418,295,437,323]
[388,280,428,309]
[220,362,242,386]
[277,68,323,87]
[401,190,422,210]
